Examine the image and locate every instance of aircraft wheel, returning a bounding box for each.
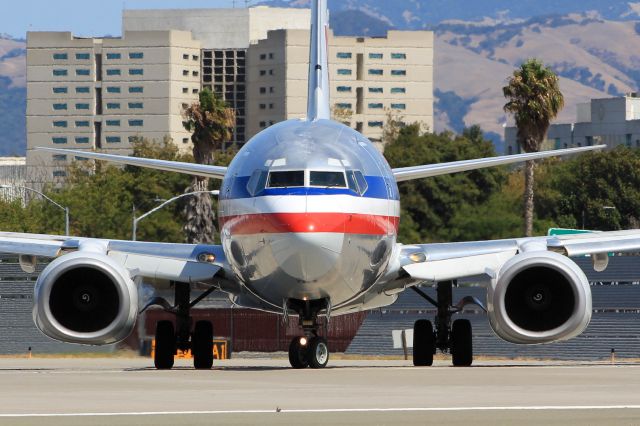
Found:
[192,320,214,370]
[288,337,309,369]
[154,320,175,370]
[451,319,473,367]
[307,336,329,369]
[413,319,435,366]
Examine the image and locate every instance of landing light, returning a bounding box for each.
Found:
[409,252,426,263]
[198,253,216,263]
[299,337,308,346]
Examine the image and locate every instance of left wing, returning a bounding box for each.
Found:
[392,145,604,182]
[383,229,640,292]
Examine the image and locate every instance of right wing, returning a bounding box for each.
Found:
[36,147,228,180]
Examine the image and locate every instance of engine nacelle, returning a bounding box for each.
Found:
[487,251,591,344]
[33,251,138,345]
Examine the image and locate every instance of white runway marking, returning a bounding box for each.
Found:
[3,405,640,417]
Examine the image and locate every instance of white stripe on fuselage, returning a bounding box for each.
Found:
[219,195,400,218]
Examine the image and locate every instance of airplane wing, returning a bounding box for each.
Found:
[392,145,605,182]
[384,229,640,291]
[36,147,228,180]
[0,231,238,290]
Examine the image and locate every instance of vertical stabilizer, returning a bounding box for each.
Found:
[306,0,330,121]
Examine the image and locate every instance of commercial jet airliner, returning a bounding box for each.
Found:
[2,0,639,370]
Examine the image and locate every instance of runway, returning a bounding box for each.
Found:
[1,357,640,425]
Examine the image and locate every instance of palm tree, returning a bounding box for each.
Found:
[182,88,235,243]
[503,59,564,236]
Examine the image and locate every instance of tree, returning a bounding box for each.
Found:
[182,89,236,244]
[503,58,564,236]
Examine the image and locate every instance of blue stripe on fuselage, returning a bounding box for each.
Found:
[222,175,398,200]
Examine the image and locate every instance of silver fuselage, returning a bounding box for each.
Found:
[219,119,400,313]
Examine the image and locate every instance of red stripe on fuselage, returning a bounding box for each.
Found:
[219,212,399,235]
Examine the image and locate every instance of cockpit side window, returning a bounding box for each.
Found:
[267,170,305,188]
[346,170,359,193]
[247,169,269,196]
[354,171,368,194]
[309,171,346,188]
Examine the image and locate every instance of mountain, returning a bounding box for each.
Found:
[0,36,26,156]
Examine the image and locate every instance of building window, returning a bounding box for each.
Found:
[268,103,274,109]
[390,87,406,94]
[259,87,266,94]
[106,53,121,60]
[391,69,406,76]
[336,103,352,109]
[129,52,144,59]
[106,69,121,76]
[259,103,266,110]
[75,69,90,76]
[183,70,189,76]
[337,86,352,92]
[75,120,90,127]
[337,52,352,59]
[53,103,67,110]
[106,120,120,126]
[129,86,143,93]
[337,69,352,75]
[106,136,121,143]
[192,71,199,77]
[268,53,274,59]
[52,154,67,161]
[192,55,199,61]
[53,121,67,128]
[269,87,274,93]
[368,87,383,93]
[53,69,68,76]
[106,86,120,93]
[260,70,266,76]
[391,53,406,59]
[128,102,143,109]
[192,88,199,94]
[259,54,266,60]
[369,53,383,59]
[53,53,68,60]
[368,69,383,75]
[75,86,90,93]
[53,87,68,94]
[52,137,67,144]
[75,137,89,144]
[182,87,188,94]
[183,54,189,60]
[182,138,189,144]
[75,103,90,110]
[106,103,120,109]
[259,121,266,128]
[368,121,383,127]
[75,53,91,60]
[391,103,406,110]
[129,68,144,75]
[53,170,67,177]
[129,120,143,127]
[368,103,383,109]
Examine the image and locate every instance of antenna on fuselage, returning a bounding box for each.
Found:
[306,0,330,121]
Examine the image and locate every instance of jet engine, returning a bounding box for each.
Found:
[487,251,591,344]
[33,251,138,345]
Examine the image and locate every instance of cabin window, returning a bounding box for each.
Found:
[354,171,368,194]
[346,170,359,193]
[267,170,304,188]
[247,169,269,195]
[309,171,346,188]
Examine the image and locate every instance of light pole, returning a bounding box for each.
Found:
[0,184,69,235]
[132,190,219,241]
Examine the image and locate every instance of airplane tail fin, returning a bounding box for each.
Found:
[306,0,330,121]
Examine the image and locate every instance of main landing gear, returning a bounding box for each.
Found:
[411,280,481,367]
[286,298,330,369]
[140,281,217,370]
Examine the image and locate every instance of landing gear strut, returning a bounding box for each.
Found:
[411,281,474,367]
[286,298,330,369]
[143,281,217,370]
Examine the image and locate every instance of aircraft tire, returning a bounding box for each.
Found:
[154,320,175,370]
[413,319,435,366]
[288,337,309,369]
[307,337,329,369]
[192,320,214,370]
[451,319,473,367]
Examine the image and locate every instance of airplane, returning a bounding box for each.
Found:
[2,0,638,370]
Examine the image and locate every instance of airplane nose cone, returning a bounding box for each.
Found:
[269,232,344,282]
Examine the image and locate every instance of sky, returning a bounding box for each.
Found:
[1,0,258,39]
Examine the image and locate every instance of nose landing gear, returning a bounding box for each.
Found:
[286,298,330,369]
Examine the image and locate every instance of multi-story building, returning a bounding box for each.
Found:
[123,7,311,145]
[247,29,434,145]
[26,30,201,182]
[505,95,640,154]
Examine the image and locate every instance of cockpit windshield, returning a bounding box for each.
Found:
[267,170,305,188]
[309,171,346,188]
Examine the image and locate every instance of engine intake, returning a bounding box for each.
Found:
[488,251,591,344]
[34,251,138,345]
